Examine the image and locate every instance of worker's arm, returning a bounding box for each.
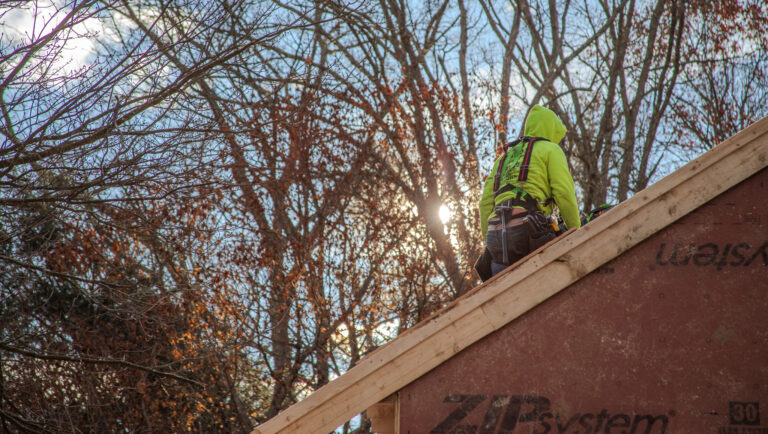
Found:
[547,146,581,229]
[478,158,500,238]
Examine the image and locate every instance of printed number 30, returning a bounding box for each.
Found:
[730,402,760,426]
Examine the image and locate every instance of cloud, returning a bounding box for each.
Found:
[1,1,100,76]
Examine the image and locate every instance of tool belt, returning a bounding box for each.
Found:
[487,208,528,231]
[490,205,553,239]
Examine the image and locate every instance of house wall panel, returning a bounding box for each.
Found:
[399,168,768,434]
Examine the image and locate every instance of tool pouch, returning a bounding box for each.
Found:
[524,212,555,251]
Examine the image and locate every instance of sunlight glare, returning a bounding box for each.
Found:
[439,204,451,224]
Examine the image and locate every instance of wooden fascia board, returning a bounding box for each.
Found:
[253,116,768,434]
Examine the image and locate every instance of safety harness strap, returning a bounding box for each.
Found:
[517,136,537,182]
[492,136,548,214]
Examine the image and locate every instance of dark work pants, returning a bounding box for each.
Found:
[486,225,555,277]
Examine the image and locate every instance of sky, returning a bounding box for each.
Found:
[2,1,98,74]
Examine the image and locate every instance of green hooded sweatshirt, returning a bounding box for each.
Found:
[479,105,581,237]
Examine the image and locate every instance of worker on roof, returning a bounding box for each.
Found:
[476,104,581,280]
